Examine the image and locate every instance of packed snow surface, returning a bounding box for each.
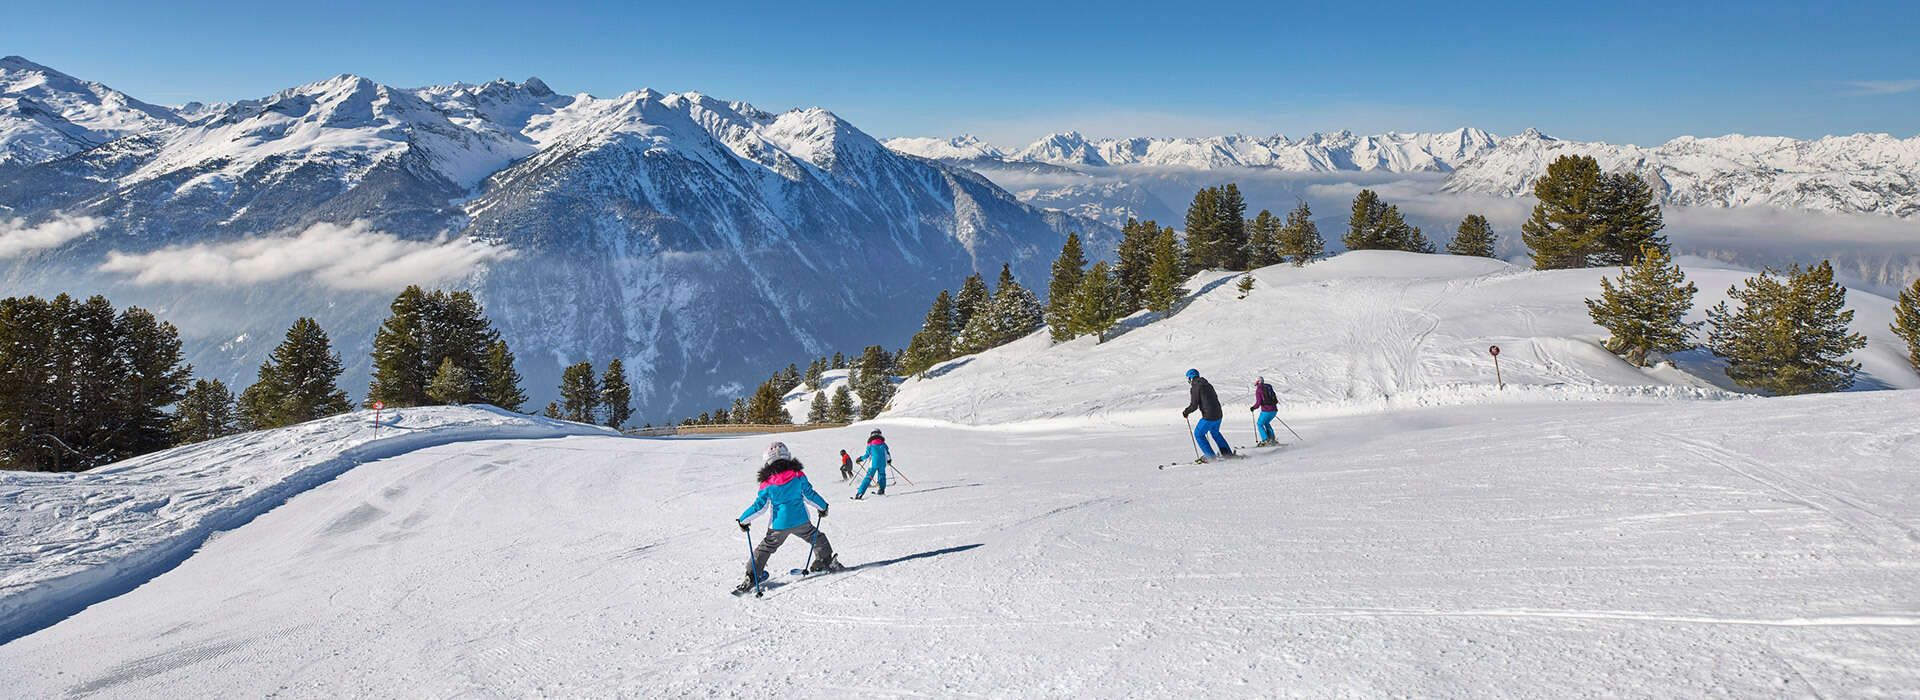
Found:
[2,253,1918,696]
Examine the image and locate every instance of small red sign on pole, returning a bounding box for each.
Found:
[1488,345,1504,389]
[373,401,385,435]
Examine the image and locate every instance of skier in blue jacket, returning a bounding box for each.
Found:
[734,442,840,594]
[852,429,891,499]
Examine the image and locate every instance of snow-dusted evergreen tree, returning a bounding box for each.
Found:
[1707,261,1867,394]
[959,263,1042,353]
[1045,233,1088,342]
[542,402,561,419]
[1114,218,1157,311]
[1246,209,1282,268]
[1585,247,1701,367]
[1523,155,1667,269]
[1893,278,1920,370]
[1594,171,1667,265]
[806,390,829,423]
[729,397,748,424]
[852,345,895,419]
[1184,187,1222,270]
[953,273,990,331]
[902,290,958,375]
[1276,201,1323,265]
[831,352,846,370]
[803,357,825,390]
[173,379,238,445]
[1144,226,1188,313]
[240,317,351,430]
[1068,261,1123,338]
[478,339,527,411]
[558,361,601,423]
[601,359,633,428]
[1236,274,1256,297]
[827,385,855,423]
[1215,184,1249,270]
[426,357,471,405]
[1448,214,1498,258]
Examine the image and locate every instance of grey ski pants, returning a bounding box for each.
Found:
[752,522,832,573]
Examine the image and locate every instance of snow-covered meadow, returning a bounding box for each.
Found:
[2,253,1917,696]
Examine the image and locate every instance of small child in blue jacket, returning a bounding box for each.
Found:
[735,442,841,593]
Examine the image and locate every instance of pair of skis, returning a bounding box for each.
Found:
[1156,443,1287,470]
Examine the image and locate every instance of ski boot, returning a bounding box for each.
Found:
[731,569,770,595]
[809,555,845,573]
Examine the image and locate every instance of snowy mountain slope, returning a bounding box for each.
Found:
[1445,129,1920,219]
[1,389,1916,694]
[887,251,1920,426]
[0,56,181,168]
[0,406,615,642]
[891,128,1499,172]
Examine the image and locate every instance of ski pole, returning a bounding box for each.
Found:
[1184,415,1201,461]
[798,509,827,576]
[1274,415,1303,442]
[888,462,914,486]
[743,524,764,597]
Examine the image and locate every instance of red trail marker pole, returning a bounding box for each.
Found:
[1488,345,1503,390]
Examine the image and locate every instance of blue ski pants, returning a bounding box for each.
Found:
[856,462,887,497]
[1193,418,1231,458]
[1254,410,1276,443]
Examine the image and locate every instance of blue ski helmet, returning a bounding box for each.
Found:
[1185,368,1199,380]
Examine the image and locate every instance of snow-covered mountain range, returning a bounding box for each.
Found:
[0,57,1107,420]
[889,128,1500,172]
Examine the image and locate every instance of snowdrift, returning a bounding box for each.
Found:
[0,406,616,642]
[887,251,1920,426]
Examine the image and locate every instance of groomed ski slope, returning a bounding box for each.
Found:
[1,251,1917,696]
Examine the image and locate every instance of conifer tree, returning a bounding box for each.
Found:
[828,385,854,423]
[559,360,601,423]
[852,345,895,419]
[478,339,527,411]
[1144,226,1188,313]
[1246,209,1282,268]
[1594,172,1667,265]
[1343,189,1386,251]
[743,376,790,424]
[1519,155,1668,269]
[1236,274,1255,297]
[804,357,825,390]
[1706,261,1868,395]
[1585,247,1701,367]
[807,390,829,423]
[543,402,561,419]
[1892,278,1920,371]
[831,351,846,369]
[730,397,748,423]
[112,306,192,457]
[994,263,1044,340]
[240,317,351,430]
[902,290,958,374]
[1276,201,1323,265]
[953,273,990,331]
[367,286,430,408]
[1448,214,1498,258]
[427,357,471,405]
[601,359,633,428]
[1114,218,1156,311]
[1214,184,1249,269]
[1045,233,1088,342]
[1184,187,1222,269]
[173,378,238,445]
[1068,261,1122,338]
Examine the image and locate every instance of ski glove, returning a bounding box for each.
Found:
[737,520,750,532]
[817,508,828,518]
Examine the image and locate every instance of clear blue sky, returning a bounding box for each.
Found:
[8,0,1918,146]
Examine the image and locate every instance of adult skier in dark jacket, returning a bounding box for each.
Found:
[1181,369,1233,459]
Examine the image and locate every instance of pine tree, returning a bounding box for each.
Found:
[1892,278,1920,371]
[1706,261,1868,395]
[173,378,237,445]
[1594,172,1667,265]
[1522,155,1607,269]
[901,290,958,375]
[1343,189,1385,251]
[367,286,430,408]
[1067,261,1122,338]
[852,345,895,420]
[1246,209,1282,268]
[111,306,191,458]
[1144,225,1188,313]
[1114,218,1157,311]
[426,357,470,405]
[827,385,854,423]
[994,263,1044,340]
[730,397,748,423]
[0,295,61,469]
[1215,184,1249,269]
[804,358,825,390]
[478,339,527,411]
[1236,274,1255,297]
[601,359,633,428]
[559,361,601,423]
[1045,233,1088,342]
[831,351,846,369]
[543,402,561,419]
[240,317,351,430]
[1448,214,1498,257]
[953,273,990,331]
[806,390,829,423]
[1184,187,1222,269]
[1585,247,1701,367]
[1276,201,1323,265]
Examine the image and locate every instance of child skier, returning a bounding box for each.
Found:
[838,449,855,481]
[734,442,840,594]
[852,429,891,499]
[1181,368,1234,460]
[1248,376,1280,448]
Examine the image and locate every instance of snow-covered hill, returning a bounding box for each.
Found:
[0,56,181,169]
[0,59,1110,420]
[1445,129,1920,219]
[2,252,1917,694]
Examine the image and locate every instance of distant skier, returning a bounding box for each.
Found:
[1248,376,1280,448]
[838,449,855,482]
[852,429,891,499]
[1181,368,1233,460]
[734,441,840,594]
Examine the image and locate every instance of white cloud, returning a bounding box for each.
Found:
[1842,80,1920,96]
[99,221,515,292]
[0,216,102,259]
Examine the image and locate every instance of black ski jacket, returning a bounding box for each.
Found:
[1183,377,1223,420]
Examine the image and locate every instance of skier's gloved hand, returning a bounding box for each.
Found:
[817,507,828,518]
[737,520,750,532]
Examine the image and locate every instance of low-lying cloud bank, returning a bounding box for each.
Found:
[0,216,102,259]
[99,221,515,292]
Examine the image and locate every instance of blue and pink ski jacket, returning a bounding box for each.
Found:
[739,467,829,530]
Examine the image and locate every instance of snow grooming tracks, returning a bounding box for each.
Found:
[0,406,616,644]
